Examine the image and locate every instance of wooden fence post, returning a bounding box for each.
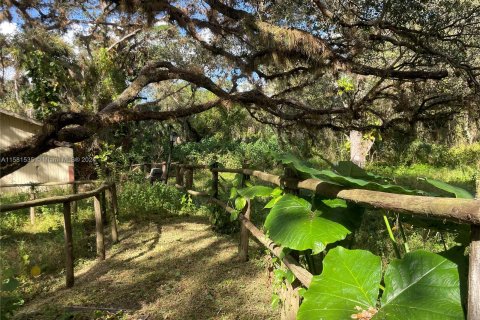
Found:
[185,167,194,190]
[162,161,167,179]
[176,165,184,186]
[112,183,120,242]
[101,190,108,224]
[468,226,480,320]
[29,185,36,224]
[241,160,250,186]
[211,162,219,198]
[62,201,74,288]
[239,199,251,262]
[94,194,106,260]
[468,174,480,319]
[280,275,301,320]
[281,165,302,318]
[283,167,299,195]
[71,183,78,215]
[105,185,119,243]
[239,161,251,261]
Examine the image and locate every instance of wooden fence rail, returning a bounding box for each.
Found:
[0,180,99,188]
[0,181,119,288]
[179,187,313,288]
[1,180,100,224]
[206,167,480,225]
[173,163,480,320]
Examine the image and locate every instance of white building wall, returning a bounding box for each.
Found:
[0,112,74,192]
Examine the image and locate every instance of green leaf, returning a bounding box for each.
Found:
[315,169,423,195]
[238,186,274,199]
[230,209,240,222]
[298,247,382,320]
[285,269,295,284]
[377,250,464,320]
[264,195,350,254]
[440,246,468,310]
[229,187,238,199]
[2,277,20,292]
[232,174,243,188]
[264,196,281,209]
[424,178,474,199]
[298,288,307,297]
[313,197,365,232]
[271,294,280,309]
[271,187,283,197]
[273,269,287,282]
[334,161,386,182]
[234,197,247,210]
[275,153,324,178]
[276,154,423,195]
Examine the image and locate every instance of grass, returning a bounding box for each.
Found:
[0,199,99,299]
[8,214,278,320]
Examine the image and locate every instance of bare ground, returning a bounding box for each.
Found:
[14,215,279,320]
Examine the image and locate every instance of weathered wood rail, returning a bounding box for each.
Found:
[0,181,120,288]
[0,180,99,223]
[173,163,480,320]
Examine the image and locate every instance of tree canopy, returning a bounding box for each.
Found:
[1,0,479,177]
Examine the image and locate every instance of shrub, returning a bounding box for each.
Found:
[118,181,186,217]
[448,143,480,167]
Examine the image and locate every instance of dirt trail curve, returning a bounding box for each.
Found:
[14,216,278,320]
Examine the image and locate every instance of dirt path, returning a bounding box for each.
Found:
[14,216,278,320]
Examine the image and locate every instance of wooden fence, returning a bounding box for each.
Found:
[0,181,119,288]
[172,163,480,320]
[0,180,99,224]
[1,164,479,319]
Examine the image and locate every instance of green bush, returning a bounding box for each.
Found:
[448,143,480,167]
[118,181,204,217]
[399,141,480,168]
[401,141,449,166]
[119,181,180,216]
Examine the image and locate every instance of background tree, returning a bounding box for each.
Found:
[1,0,479,177]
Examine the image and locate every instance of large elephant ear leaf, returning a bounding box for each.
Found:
[298,247,382,320]
[275,153,323,178]
[237,185,274,199]
[334,161,387,182]
[264,195,350,254]
[315,169,424,195]
[423,178,474,199]
[313,197,365,232]
[376,250,464,320]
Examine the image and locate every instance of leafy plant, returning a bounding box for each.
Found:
[259,154,471,318]
[298,247,464,320]
[22,50,66,119]
[423,178,474,199]
[264,195,352,254]
[0,269,24,319]
[118,181,186,217]
[277,153,426,195]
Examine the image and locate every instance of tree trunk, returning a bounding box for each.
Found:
[349,130,374,168]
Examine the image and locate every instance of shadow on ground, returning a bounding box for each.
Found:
[13,215,278,320]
